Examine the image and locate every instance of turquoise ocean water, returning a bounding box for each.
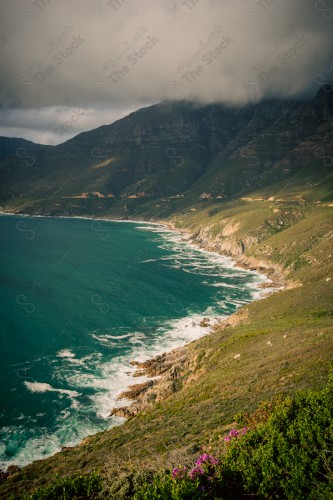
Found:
[0,215,265,470]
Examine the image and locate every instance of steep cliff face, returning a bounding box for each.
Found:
[190,88,333,200]
[69,101,254,149]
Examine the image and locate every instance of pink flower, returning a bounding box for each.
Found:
[172,466,187,479]
[196,454,219,466]
[189,466,204,480]
[172,467,180,478]
[229,429,239,438]
[224,435,231,442]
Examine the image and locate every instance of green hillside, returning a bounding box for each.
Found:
[1,196,332,498]
[0,86,332,498]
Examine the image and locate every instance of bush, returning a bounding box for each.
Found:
[23,473,103,499]
[134,380,333,499]
[223,386,333,498]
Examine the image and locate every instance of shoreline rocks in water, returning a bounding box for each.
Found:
[0,465,21,483]
[109,310,251,420]
[116,380,156,401]
[110,347,189,418]
[199,317,211,327]
[162,220,293,291]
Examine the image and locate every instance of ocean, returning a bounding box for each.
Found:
[0,215,265,470]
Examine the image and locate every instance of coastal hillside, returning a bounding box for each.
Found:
[0,85,332,498]
[0,193,332,497]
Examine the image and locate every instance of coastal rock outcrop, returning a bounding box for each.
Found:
[110,347,190,418]
[109,307,253,420]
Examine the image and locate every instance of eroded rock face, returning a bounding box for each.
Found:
[110,406,141,418]
[0,465,21,483]
[130,352,187,378]
[116,381,156,401]
[110,347,191,417]
[109,304,257,421]
[175,222,289,289]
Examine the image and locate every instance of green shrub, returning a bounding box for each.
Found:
[23,472,102,499]
[223,385,333,498]
[134,380,333,499]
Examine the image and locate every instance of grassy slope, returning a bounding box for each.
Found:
[1,197,332,498]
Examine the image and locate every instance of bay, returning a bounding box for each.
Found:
[0,215,264,469]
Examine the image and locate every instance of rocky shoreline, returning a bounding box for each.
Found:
[161,220,291,290]
[109,219,294,421]
[110,312,248,419]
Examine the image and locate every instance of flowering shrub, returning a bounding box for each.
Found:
[195,453,219,466]
[223,427,247,443]
[170,454,221,496]
[134,380,333,499]
[171,466,187,479]
[188,466,204,481]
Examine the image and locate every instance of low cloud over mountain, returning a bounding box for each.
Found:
[0,0,332,143]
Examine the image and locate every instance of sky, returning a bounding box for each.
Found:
[0,0,332,144]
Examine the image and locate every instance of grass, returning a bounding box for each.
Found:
[1,196,332,498]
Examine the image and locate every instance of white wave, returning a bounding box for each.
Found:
[106,333,132,340]
[156,312,226,345]
[92,332,132,341]
[24,382,53,393]
[151,234,242,273]
[91,331,146,347]
[135,225,167,231]
[209,282,241,288]
[136,225,172,232]
[0,413,121,471]
[63,356,152,419]
[128,332,146,344]
[24,381,79,398]
[67,358,86,366]
[91,334,118,347]
[55,349,87,366]
[57,349,76,358]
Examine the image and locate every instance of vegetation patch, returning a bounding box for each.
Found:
[16,376,333,499]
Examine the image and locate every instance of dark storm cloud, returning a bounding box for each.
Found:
[0,0,332,143]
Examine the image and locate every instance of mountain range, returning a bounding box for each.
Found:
[1,83,332,217]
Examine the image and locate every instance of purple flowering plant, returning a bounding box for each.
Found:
[196,453,219,466]
[189,466,204,480]
[171,466,187,479]
[224,427,247,443]
[187,453,220,490]
[170,430,248,494]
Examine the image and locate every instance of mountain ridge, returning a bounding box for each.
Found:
[0,85,332,218]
